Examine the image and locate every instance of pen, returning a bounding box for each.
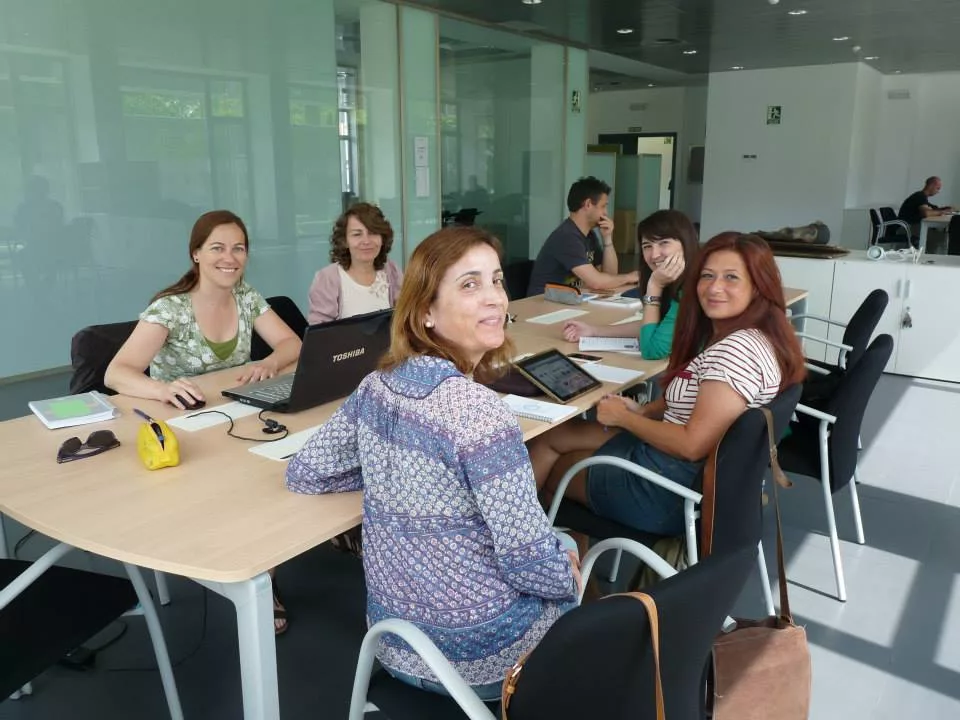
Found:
[133,408,165,446]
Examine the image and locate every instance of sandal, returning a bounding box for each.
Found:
[273,586,289,636]
[330,526,363,559]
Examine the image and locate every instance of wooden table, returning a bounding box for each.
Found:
[0,288,807,718]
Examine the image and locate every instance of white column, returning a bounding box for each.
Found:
[528,43,565,259]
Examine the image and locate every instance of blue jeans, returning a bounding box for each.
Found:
[586,433,703,536]
[386,668,503,703]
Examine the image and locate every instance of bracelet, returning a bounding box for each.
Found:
[641,294,662,305]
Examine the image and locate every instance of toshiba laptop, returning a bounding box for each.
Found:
[222,309,393,412]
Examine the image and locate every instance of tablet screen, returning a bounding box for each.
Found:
[514,350,602,403]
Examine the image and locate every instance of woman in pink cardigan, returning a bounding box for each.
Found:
[308,203,404,325]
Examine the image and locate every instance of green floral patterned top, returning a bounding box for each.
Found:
[140,282,270,383]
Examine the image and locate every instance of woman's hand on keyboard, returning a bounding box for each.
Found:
[562,321,597,342]
[236,359,279,385]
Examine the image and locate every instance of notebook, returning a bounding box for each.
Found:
[579,337,641,353]
[502,394,581,424]
[587,295,643,310]
[29,392,119,430]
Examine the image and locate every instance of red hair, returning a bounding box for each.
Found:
[662,232,805,389]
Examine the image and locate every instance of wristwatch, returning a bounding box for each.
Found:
[641,294,662,305]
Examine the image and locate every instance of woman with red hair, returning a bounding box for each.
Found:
[528,233,805,535]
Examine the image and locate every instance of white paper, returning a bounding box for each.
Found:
[587,295,642,310]
[525,309,589,325]
[610,311,643,326]
[415,166,430,197]
[166,401,260,431]
[414,136,429,167]
[248,425,320,462]
[585,364,645,384]
[501,395,580,424]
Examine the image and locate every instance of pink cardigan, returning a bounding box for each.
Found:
[307,260,403,325]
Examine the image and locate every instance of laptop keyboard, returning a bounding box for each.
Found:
[246,376,294,403]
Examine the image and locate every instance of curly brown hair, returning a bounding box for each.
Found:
[330,202,394,270]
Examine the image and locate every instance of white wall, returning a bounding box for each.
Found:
[588,85,707,222]
[871,72,960,207]
[700,64,860,241]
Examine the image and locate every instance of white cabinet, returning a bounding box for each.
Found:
[814,254,960,383]
[776,256,835,362]
[830,260,904,372]
[893,264,960,382]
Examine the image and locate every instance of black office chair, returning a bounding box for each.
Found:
[878,206,913,246]
[503,260,535,301]
[778,334,894,601]
[348,544,756,720]
[948,216,960,256]
[794,289,889,406]
[1,553,182,717]
[251,295,308,361]
[548,386,801,615]
[69,320,140,394]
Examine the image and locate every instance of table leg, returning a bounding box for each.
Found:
[196,573,278,720]
[919,222,929,253]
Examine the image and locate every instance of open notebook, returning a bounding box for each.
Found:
[501,395,581,424]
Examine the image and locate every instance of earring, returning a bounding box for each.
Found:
[425,320,434,328]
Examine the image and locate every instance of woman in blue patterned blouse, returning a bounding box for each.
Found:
[285,227,578,701]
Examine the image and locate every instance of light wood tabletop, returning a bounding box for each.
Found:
[0,288,807,585]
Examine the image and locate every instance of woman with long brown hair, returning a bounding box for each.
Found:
[528,233,805,535]
[286,227,578,702]
[105,210,301,410]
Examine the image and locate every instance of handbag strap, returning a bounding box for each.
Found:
[760,406,794,623]
[622,592,666,720]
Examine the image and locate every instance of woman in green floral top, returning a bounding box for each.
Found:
[105,210,301,409]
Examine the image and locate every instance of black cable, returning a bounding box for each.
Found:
[108,588,209,672]
[13,529,37,559]
[184,409,289,442]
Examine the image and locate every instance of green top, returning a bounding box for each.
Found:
[140,281,269,383]
[638,295,680,360]
[206,335,239,361]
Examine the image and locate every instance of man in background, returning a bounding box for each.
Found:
[527,176,638,296]
[899,176,955,248]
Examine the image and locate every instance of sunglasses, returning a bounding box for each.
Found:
[57,430,120,464]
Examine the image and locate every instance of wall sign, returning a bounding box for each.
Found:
[766,105,782,125]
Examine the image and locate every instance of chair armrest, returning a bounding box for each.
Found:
[349,619,498,720]
[804,361,832,375]
[794,403,837,425]
[579,538,678,602]
[790,313,847,328]
[546,455,703,525]
[795,332,855,353]
[0,542,74,612]
[881,219,911,234]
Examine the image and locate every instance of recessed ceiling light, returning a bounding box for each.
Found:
[731,65,744,70]
[833,36,850,41]
[521,0,542,4]
[647,83,655,87]
[683,49,698,55]
[616,27,634,34]
[787,9,808,15]
[894,70,902,74]
[864,56,879,61]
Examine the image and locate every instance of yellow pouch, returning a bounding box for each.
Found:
[136,417,180,470]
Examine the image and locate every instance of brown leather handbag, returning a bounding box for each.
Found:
[707,407,812,719]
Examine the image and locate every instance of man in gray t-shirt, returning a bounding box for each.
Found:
[527,176,639,296]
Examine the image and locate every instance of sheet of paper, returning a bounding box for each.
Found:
[248,425,320,462]
[610,311,643,326]
[166,401,260,431]
[585,364,645,384]
[525,309,589,325]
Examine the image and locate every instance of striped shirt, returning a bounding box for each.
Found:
[663,328,781,426]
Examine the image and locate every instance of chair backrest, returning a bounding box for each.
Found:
[1,560,137,698]
[503,259,535,301]
[880,206,898,222]
[841,288,889,368]
[506,546,756,720]
[708,384,802,555]
[251,295,308,361]
[69,320,139,395]
[949,216,960,245]
[868,209,881,244]
[823,334,893,491]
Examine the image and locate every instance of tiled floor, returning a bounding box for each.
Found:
[3,373,960,718]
